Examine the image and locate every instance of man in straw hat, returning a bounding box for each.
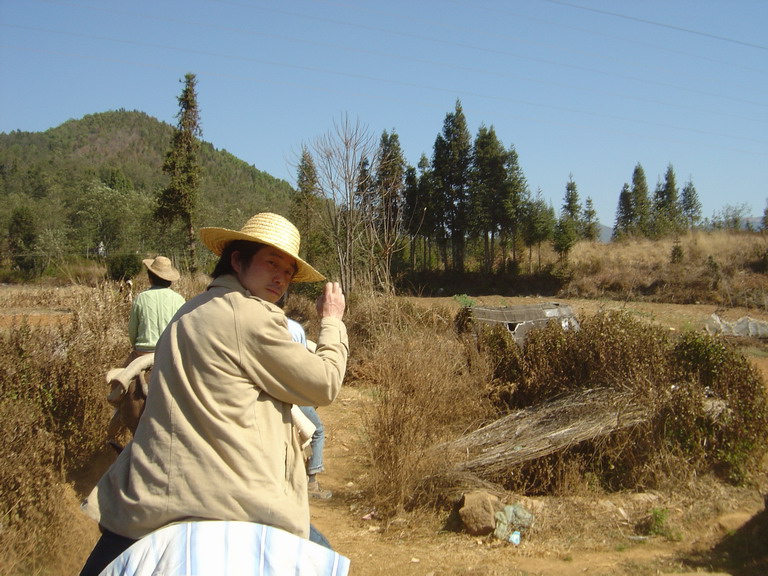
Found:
[127,255,185,363]
[79,213,348,576]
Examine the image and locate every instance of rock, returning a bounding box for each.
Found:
[459,490,505,536]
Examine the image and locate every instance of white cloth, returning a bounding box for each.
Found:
[100,521,350,576]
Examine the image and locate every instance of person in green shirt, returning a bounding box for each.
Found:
[127,256,186,362]
[106,256,185,446]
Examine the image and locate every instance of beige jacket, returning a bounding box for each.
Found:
[82,275,348,540]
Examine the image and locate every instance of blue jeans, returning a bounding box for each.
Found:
[299,406,325,476]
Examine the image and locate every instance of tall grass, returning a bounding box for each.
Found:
[0,283,130,575]
[566,230,768,308]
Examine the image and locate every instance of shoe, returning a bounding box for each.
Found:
[308,480,332,500]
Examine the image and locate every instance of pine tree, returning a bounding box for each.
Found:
[763,200,768,231]
[582,197,600,241]
[470,125,507,273]
[613,183,633,239]
[630,163,651,237]
[371,129,406,292]
[652,164,683,237]
[562,175,581,221]
[500,144,528,271]
[157,73,202,271]
[554,176,582,260]
[521,189,555,272]
[416,155,437,271]
[680,179,702,228]
[431,99,472,272]
[292,146,323,266]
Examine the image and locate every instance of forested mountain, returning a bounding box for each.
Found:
[0,109,295,264]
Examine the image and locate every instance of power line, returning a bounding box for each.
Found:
[543,0,768,51]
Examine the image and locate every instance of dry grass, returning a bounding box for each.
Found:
[566,230,768,309]
[1,231,767,572]
[342,295,493,515]
[0,283,129,574]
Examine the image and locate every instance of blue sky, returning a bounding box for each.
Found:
[1,0,766,227]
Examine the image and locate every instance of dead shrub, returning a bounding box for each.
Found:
[0,283,131,572]
[343,294,456,387]
[359,328,492,517]
[670,331,768,484]
[471,310,768,493]
[0,396,89,576]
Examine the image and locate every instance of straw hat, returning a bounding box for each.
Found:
[142,255,180,282]
[199,212,325,283]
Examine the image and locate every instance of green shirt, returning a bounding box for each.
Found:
[128,286,186,352]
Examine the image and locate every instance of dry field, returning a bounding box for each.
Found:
[2,284,767,576]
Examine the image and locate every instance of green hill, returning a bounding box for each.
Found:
[0,109,296,263]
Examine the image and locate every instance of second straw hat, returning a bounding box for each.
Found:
[143,256,180,282]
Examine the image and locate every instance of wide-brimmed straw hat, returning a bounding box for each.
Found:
[199,212,325,283]
[142,255,180,282]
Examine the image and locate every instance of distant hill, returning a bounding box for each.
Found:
[599,224,612,243]
[0,109,296,259]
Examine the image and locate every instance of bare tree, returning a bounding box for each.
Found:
[306,114,378,295]
[368,130,406,293]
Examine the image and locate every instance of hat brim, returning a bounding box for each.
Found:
[199,227,325,283]
[142,258,180,282]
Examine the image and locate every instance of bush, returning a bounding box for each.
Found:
[0,284,129,572]
[106,253,143,281]
[350,297,491,515]
[471,311,768,492]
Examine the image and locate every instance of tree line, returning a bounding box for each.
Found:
[2,77,764,293]
[291,98,762,295]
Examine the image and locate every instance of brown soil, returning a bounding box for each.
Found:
[20,295,768,575]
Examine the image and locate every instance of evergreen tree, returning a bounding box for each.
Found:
[553,176,582,260]
[402,165,420,270]
[521,188,555,272]
[680,179,702,228]
[291,146,323,267]
[470,125,507,273]
[68,181,139,255]
[630,163,651,237]
[582,197,600,241]
[763,199,768,231]
[553,216,579,262]
[157,73,202,271]
[613,182,633,239]
[416,155,437,270]
[500,144,528,271]
[431,99,472,272]
[562,175,581,221]
[371,129,406,292]
[652,164,683,237]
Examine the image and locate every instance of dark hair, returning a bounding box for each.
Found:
[211,240,266,278]
[147,270,172,288]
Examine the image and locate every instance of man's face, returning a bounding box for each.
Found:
[232,246,296,303]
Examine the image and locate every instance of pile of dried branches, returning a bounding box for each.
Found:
[444,387,651,477]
